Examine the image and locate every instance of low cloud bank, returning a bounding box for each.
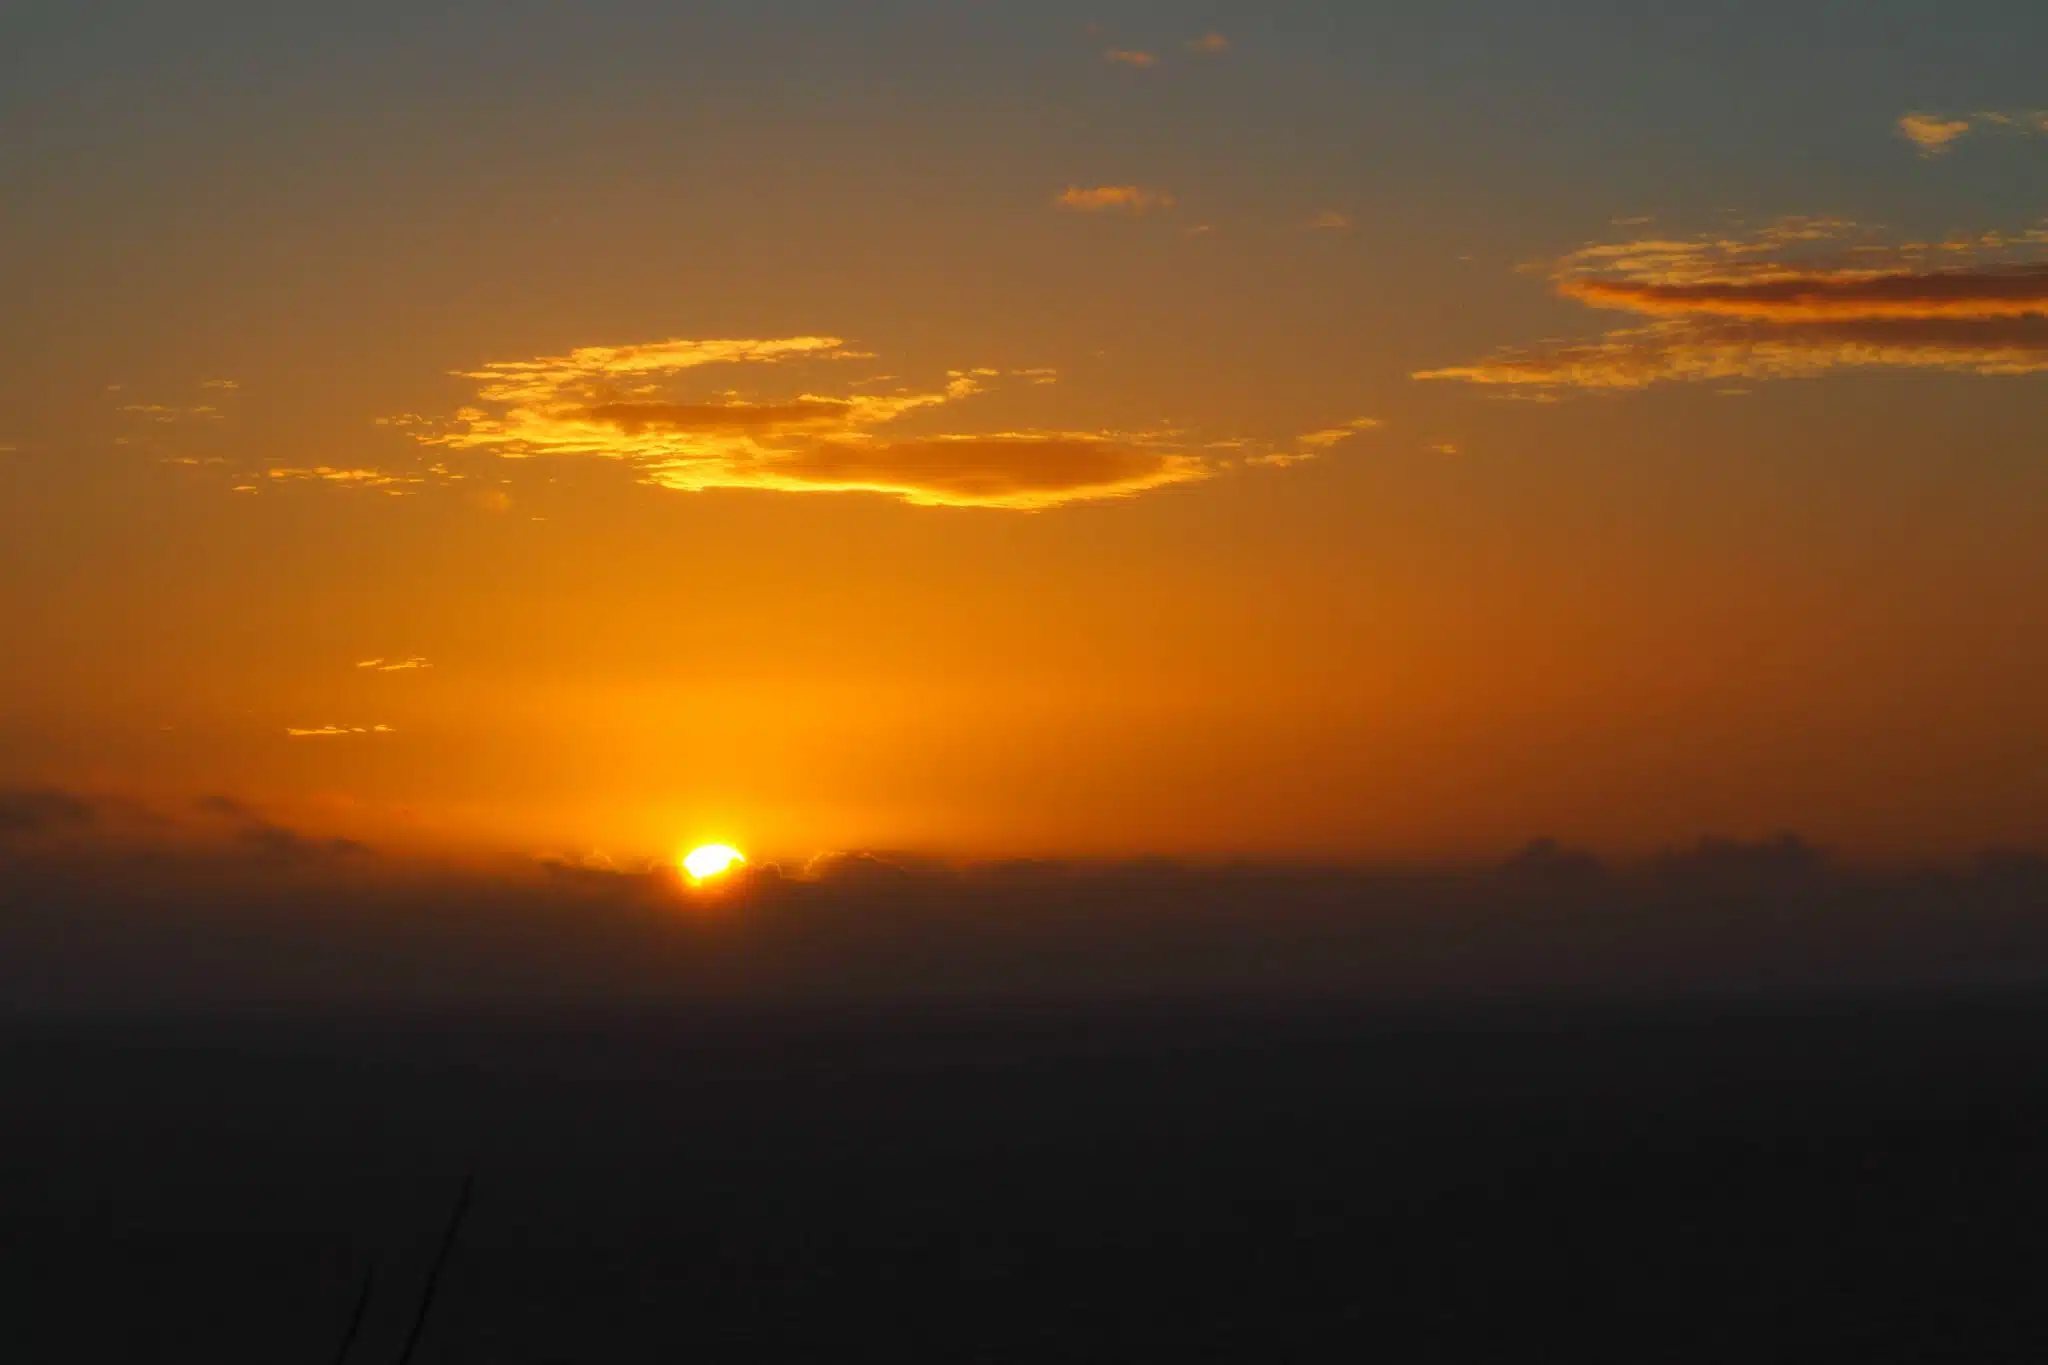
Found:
[2,789,2044,1014]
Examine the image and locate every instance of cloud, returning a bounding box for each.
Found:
[267,466,423,491]
[1558,262,2048,322]
[120,403,221,424]
[1056,185,1174,214]
[394,336,1226,510]
[355,657,432,672]
[285,725,396,737]
[0,788,97,835]
[198,378,241,391]
[1103,48,1157,68]
[1898,109,2048,156]
[6,819,2048,1011]
[1416,219,2048,392]
[1899,113,1973,155]
[1306,210,1354,232]
[1294,417,1381,450]
[192,793,368,863]
[1186,32,1230,55]
[1250,417,1382,467]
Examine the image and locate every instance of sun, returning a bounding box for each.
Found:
[682,843,747,883]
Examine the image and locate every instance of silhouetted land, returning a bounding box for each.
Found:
[8,992,2048,1361]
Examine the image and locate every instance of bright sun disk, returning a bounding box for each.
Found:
[682,843,747,882]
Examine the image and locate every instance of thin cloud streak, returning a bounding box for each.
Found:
[1056,185,1174,214]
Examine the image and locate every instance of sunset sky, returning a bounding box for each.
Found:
[3,0,2043,868]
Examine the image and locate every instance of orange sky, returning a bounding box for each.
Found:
[1,4,2043,866]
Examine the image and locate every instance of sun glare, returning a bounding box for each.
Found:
[682,843,747,883]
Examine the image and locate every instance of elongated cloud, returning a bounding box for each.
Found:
[1186,33,1230,55]
[286,725,395,738]
[1056,185,1173,214]
[397,337,1220,509]
[356,657,431,672]
[1417,219,2048,392]
[1103,48,1157,68]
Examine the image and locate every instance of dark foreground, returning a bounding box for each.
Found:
[8,993,2048,1362]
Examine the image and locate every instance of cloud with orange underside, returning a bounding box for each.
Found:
[1056,185,1174,214]
[1103,49,1157,68]
[395,337,1222,510]
[1416,219,2048,392]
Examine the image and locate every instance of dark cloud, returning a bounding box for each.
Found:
[3,820,2047,1014]
[0,788,97,835]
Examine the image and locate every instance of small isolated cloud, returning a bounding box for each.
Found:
[1057,184,1174,214]
[1430,442,1461,456]
[1416,217,2048,393]
[1186,32,1230,55]
[355,656,431,672]
[1103,48,1157,68]
[1307,210,1354,232]
[1899,113,1974,155]
[286,725,396,738]
[392,335,1238,510]
[198,378,241,391]
[1898,109,2048,156]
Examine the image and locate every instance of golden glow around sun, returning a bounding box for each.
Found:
[682,843,747,882]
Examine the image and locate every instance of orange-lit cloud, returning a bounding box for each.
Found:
[1056,185,1174,214]
[286,725,396,738]
[1295,417,1381,449]
[1899,113,1974,155]
[1417,220,2048,391]
[267,466,423,491]
[398,336,1222,509]
[356,657,431,672]
[1103,48,1158,68]
[1186,33,1230,55]
[1559,263,2048,322]
[1246,417,1381,467]
[1307,210,1354,233]
[1898,110,2048,156]
[121,403,221,424]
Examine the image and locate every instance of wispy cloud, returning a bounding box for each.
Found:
[1056,184,1174,214]
[198,378,242,391]
[286,725,396,738]
[121,403,221,424]
[1295,417,1382,449]
[394,336,1222,510]
[356,657,431,672]
[1416,218,2048,392]
[267,466,423,492]
[1186,32,1230,55]
[1306,210,1354,233]
[1898,109,2048,156]
[1103,48,1158,68]
[1247,417,1382,467]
